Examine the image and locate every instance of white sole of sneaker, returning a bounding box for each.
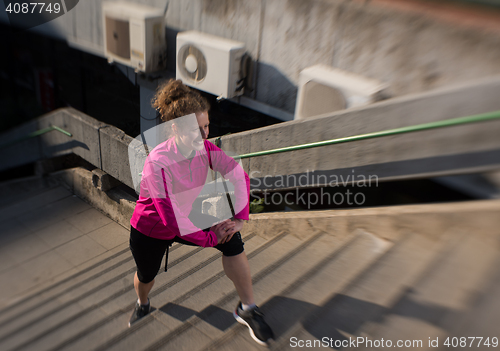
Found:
[233,310,269,346]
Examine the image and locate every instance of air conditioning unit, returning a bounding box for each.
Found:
[176,31,246,99]
[102,1,166,73]
[294,64,389,120]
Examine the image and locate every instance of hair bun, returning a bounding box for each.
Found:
[151,79,209,122]
[163,79,191,104]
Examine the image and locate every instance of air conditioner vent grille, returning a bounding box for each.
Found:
[178,44,207,83]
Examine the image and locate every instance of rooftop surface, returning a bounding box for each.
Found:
[1,173,499,351]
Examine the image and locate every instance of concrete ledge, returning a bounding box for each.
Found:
[91,168,121,191]
[2,75,500,193]
[44,167,500,252]
[215,76,500,187]
[99,125,136,189]
[0,108,134,189]
[38,108,105,167]
[244,200,500,243]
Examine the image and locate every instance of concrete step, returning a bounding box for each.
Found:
[64,227,344,351]
[4,232,263,351]
[0,240,216,351]
[145,229,391,351]
[84,231,301,351]
[57,232,276,351]
[204,230,392,351]
[2,169,499,351]
[352,228,500,351]
[0,186,78,229]
[0,244,133,335]
[0,238,183,341]
[276,228,452,351]
[0,186,74,268]
[0,195,100,308]
[443,261,500,351]
[0,175,61,210]
[149,232,341,351]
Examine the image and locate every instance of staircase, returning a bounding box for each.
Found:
[0,174,499,351]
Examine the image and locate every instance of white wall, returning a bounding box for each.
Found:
[11,0,500,115]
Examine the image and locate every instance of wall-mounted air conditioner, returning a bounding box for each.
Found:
[103,1,166,73]
[176,31,246,99]
[294,64,389,120]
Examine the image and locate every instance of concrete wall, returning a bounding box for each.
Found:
[0,108,105,172]
[216,76,500,190]
[5,0,500,115]
[0,108,137,189]
[1,75,500,193]
[38,109,105,167]
[99,125,136,188]
[244,199,500,243]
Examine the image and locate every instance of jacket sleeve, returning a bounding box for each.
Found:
[206,141,250,220]
[142,159,218,247]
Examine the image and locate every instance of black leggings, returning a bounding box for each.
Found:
[129,224,244,284]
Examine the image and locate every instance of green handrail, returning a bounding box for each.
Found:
[234,110,500,160]
[0,126,72,150]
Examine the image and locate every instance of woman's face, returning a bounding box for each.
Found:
[176,111,210,152]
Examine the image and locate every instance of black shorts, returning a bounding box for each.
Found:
[129,216,244,283]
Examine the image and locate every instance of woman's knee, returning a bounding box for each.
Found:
[217,232,244,257]
[136,271,156,284]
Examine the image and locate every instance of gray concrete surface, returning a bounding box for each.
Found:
[218,76,500,190]
[53,167,136,229]
[0,172,499,351]
[2,76,500,194]
[0,178,130,310]
[38,109,105,168]
[4,0,500,114]
[99,125,136,190]
[0,108,104,173]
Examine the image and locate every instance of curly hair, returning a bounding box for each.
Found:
[152,79,210,122]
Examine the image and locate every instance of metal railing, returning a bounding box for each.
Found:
[3,110,500,167]
[232,110,500,160]
[0,126,72,150]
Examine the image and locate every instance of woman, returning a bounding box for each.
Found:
[129,79,274,346]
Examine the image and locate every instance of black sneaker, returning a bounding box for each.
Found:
[233,302,274,346]
[128,300,151,327]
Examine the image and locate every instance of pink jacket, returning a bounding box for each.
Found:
[130,138,250,246]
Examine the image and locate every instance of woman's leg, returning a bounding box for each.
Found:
[222,251,254,305]
[129,227,170,304]
[179,211,256,305]
[210,229,255,305]
[134,272,155,305]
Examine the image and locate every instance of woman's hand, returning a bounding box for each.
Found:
[211,219,235,244]
[221,219,244,244]
[211,219,245,244]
